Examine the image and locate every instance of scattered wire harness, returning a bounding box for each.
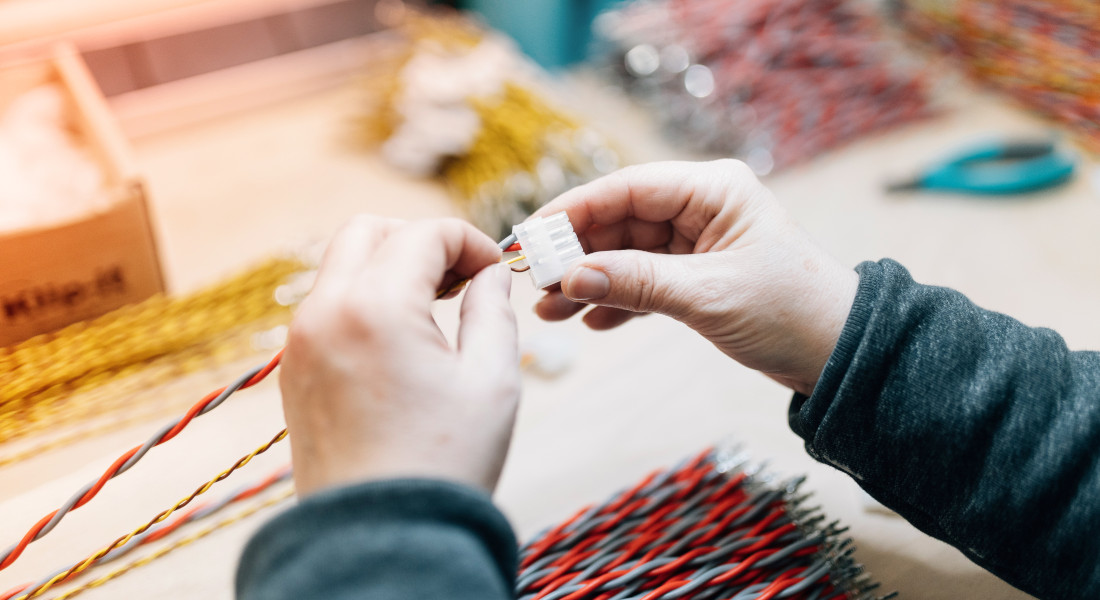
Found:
[894,0,1100,152]
[518,448,892,600]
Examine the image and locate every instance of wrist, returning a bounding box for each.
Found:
[793,265,859,396]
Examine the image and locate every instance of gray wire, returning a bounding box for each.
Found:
[17,469,292,596]
[657,563,744,600]
[516,450,884,600]
[0,359,269,567]
[103,468,292,562]
[776,560,833,598]
[119,364,263,473]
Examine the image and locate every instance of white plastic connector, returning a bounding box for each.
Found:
[512,212,585,288]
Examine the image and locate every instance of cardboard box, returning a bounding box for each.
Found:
[0,43,163,347]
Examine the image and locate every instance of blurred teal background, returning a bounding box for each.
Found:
[461,0,620,68]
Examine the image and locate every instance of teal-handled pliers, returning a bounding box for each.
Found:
[886,139,1076,195]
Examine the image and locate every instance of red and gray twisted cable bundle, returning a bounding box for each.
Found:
[597,0,933,170]
[0,352,283,573]
[892,0,1100,152]
[518,448,889,600]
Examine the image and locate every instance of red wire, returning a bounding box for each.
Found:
[0,585,27,600]
[0,464,292,600]
[738,523,797,555]
[557,568,630,600]
[750,570,800,600]
[648,546,717,576]
[522,445,844,600]
[0,350,284,573]
[142,505,206,544]
[520,503,593,569]
[639,576,692,600]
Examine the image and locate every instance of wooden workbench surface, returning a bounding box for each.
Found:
[4,74,1097,599]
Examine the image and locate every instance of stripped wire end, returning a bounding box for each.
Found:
[505,254,529,273]
[433,256,528,300]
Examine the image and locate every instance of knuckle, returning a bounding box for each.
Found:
[423,217,465,237]
[439,216,469,230]
[616,163,645,180]
[341,290,389,330]
[712,158,762,189]
[629,256,662,312]
[409,217,467,249]
[607,166,636,191]
[714,158,752,177]
[294,287,391,347]
[498,378,522,404]
[474,367,522,404]
[482,293,517,321]
[342,213,378,235]
[285,308,327,360]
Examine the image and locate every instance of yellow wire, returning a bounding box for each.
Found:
[434,255,527,299]
[443,83,580,201]
[0,356,268,469]
[45,487,295,600]
[0,258,304,452]
[15,429,288,600]
[0,345,281,467]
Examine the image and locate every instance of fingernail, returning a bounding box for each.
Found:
[568,267,610,301]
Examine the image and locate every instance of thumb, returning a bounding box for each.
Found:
[458,263,519,373]
[561,250,701,319]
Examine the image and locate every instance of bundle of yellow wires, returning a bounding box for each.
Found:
[0,257,307,463]
[358,10,621,238]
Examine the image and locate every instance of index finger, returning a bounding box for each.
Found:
[369,218,502,302]
[312,215,404,293]
[533,159,755,247]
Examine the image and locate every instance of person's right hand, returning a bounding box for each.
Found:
[532,160,858,397]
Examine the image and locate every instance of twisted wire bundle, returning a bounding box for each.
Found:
[0,465,293,600]
[359,11,620,238]
[46,487,294,600]
[893,0,1100,152]
[0,352,283,573]
[519,449,888,600]
[443,82,616,239]
[0,257,305,456]
[598,0,933,170]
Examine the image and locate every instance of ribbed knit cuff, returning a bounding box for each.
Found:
[788,260,884,442]
[236,478,517,600]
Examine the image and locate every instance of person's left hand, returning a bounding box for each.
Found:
[279,216,519,498]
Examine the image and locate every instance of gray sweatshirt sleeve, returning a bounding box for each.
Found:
[789,259,1100,600]
[236,478,517,600]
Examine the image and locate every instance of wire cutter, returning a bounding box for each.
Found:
[886,139,1076,195]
